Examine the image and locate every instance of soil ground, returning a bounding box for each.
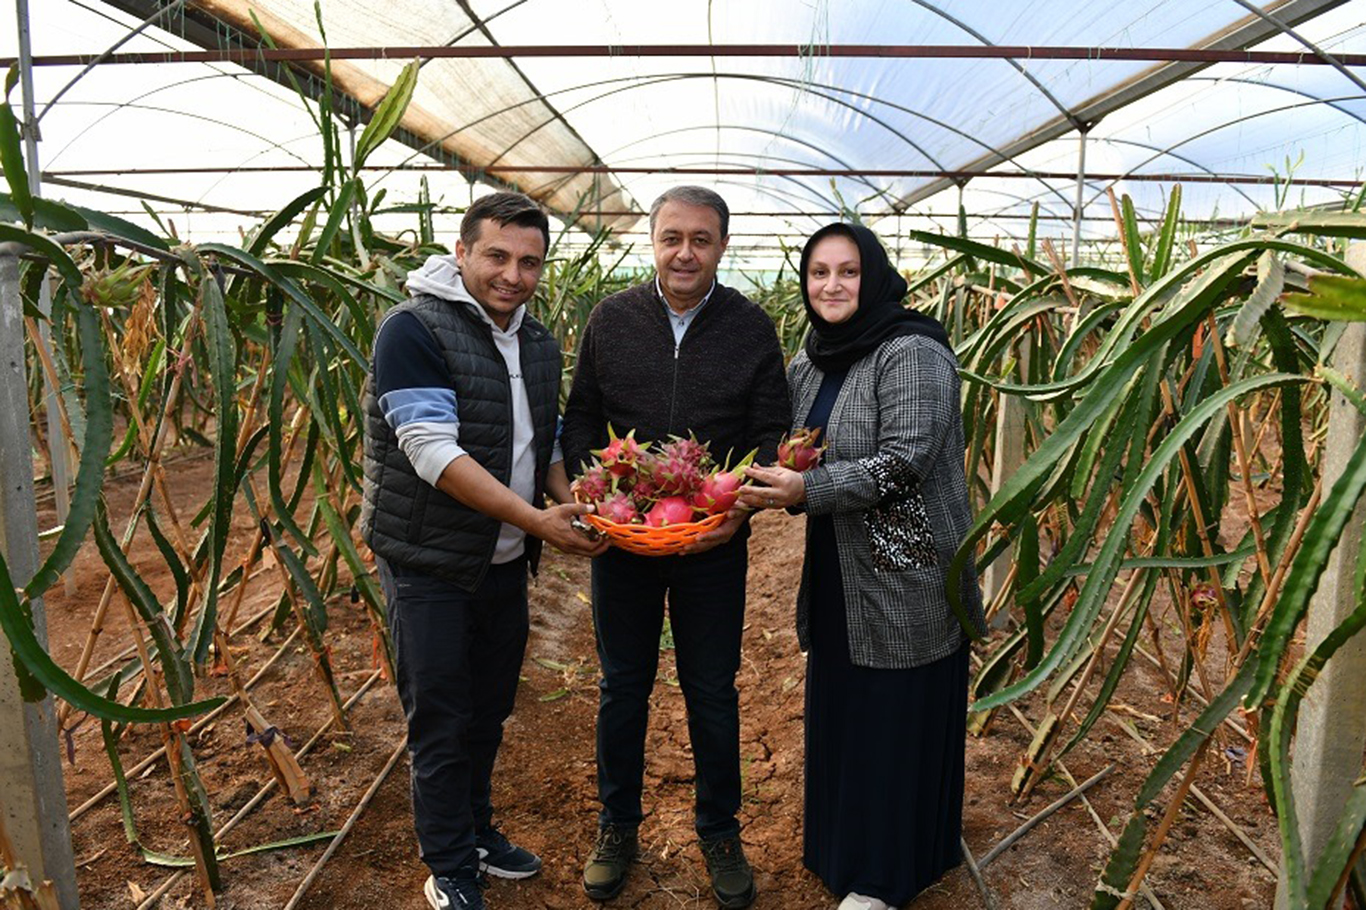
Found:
[36,449,1280,909]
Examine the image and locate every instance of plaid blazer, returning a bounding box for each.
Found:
[792,335,986,668]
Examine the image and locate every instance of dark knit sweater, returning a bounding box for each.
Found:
[562,280,790,477]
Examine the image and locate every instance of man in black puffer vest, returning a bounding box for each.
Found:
[562,187,791,909]
[361,193,605,910]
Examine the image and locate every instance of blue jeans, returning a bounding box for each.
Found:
[591,539,748,839]
[377,556,529,877]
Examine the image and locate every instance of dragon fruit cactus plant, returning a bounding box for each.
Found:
[777,427,825,472]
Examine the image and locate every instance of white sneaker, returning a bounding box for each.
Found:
[838,894,890,910]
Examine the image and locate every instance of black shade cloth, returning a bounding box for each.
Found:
[800,222,951,372]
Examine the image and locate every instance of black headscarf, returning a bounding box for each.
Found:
[800,222,951,371]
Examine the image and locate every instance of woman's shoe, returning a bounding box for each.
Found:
[837,894,890,910]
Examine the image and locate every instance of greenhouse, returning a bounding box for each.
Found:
[1,0,1365,908]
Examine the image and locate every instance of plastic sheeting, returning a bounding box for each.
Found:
[6,0,1366,265]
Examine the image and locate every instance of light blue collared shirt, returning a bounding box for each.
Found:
[656,276,717,353]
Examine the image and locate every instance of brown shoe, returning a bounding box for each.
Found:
[583,824,638,901]
[699,834,755,908]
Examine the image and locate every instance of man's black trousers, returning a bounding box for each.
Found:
[377,556,529,877]
[591,539,748,840]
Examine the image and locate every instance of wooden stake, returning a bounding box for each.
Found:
[1116,741,1210,910]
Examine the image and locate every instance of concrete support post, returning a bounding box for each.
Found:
[17,0,74,596]
[0,249,80,908]
[984,338,1030,628]
[1277,242,1366,908]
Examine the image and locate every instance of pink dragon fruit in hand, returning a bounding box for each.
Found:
[777,427,825,472]
[644,496,696,528]
[691,448,756,515]
[599,491,640,524]
[692,469,745,515]
[595,424,649,478]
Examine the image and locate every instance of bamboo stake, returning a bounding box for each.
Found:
[959,836,1001,910]
[983,763,1116,868]
[1106,189,1144,298]
[1041,238,1081,311]
[966,652,1168,908]
[254,492,349,732]
[1110,715,1274,875]
[22,315,77,474]
[113,590,219,904]
[77,573,274,702]
[57,310,202,727]
[1205,314,1274,590]
[1236,475,1324,664]
[225,402,310,633]
[280,735,408,910]
[1161,567,1217,706]
[1115,741,1210,910]
[1017,568,1147,801]
[132,670,383,910]
[1157,379,1240,651]
[1002,702,1168,910]
[69,624,301,823]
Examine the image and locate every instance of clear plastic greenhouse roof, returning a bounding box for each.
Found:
[5,0,1366,266]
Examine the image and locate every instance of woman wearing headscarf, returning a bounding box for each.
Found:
[738,223,986,909]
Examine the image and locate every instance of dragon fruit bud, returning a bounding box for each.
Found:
[645,496,696,528]
[571,465,611,504]
[599,491,639,524]
[778,427,825,472]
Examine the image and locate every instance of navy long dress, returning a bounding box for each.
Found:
[801,367,969,906]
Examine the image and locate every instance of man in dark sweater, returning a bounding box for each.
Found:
[562,186,791,908]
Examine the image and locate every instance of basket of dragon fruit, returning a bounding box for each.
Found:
[571,426,823,556]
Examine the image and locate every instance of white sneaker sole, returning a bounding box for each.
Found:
[423,875,450,909]
[480,859,542,880]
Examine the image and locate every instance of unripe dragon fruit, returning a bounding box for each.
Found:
[571,465,612,504]
[645,496,696,527]
[595,424,649,478]
[777,427,825,472]
[599,491,639,524]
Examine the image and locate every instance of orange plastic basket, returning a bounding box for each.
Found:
[584,512,727,556]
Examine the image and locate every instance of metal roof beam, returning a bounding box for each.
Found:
[13,40,1366,68]
[892,0,1353,210]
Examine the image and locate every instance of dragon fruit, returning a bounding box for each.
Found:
[645,496,697,528]
[654,450,706,496]
[692,470,744,514]
[595,424,649,478]
[571,465,612,504]
[691,448,756,514]
[777,427,824,472]
[599,491,639,524]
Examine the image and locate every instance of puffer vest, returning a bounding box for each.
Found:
[360,294,562,591]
